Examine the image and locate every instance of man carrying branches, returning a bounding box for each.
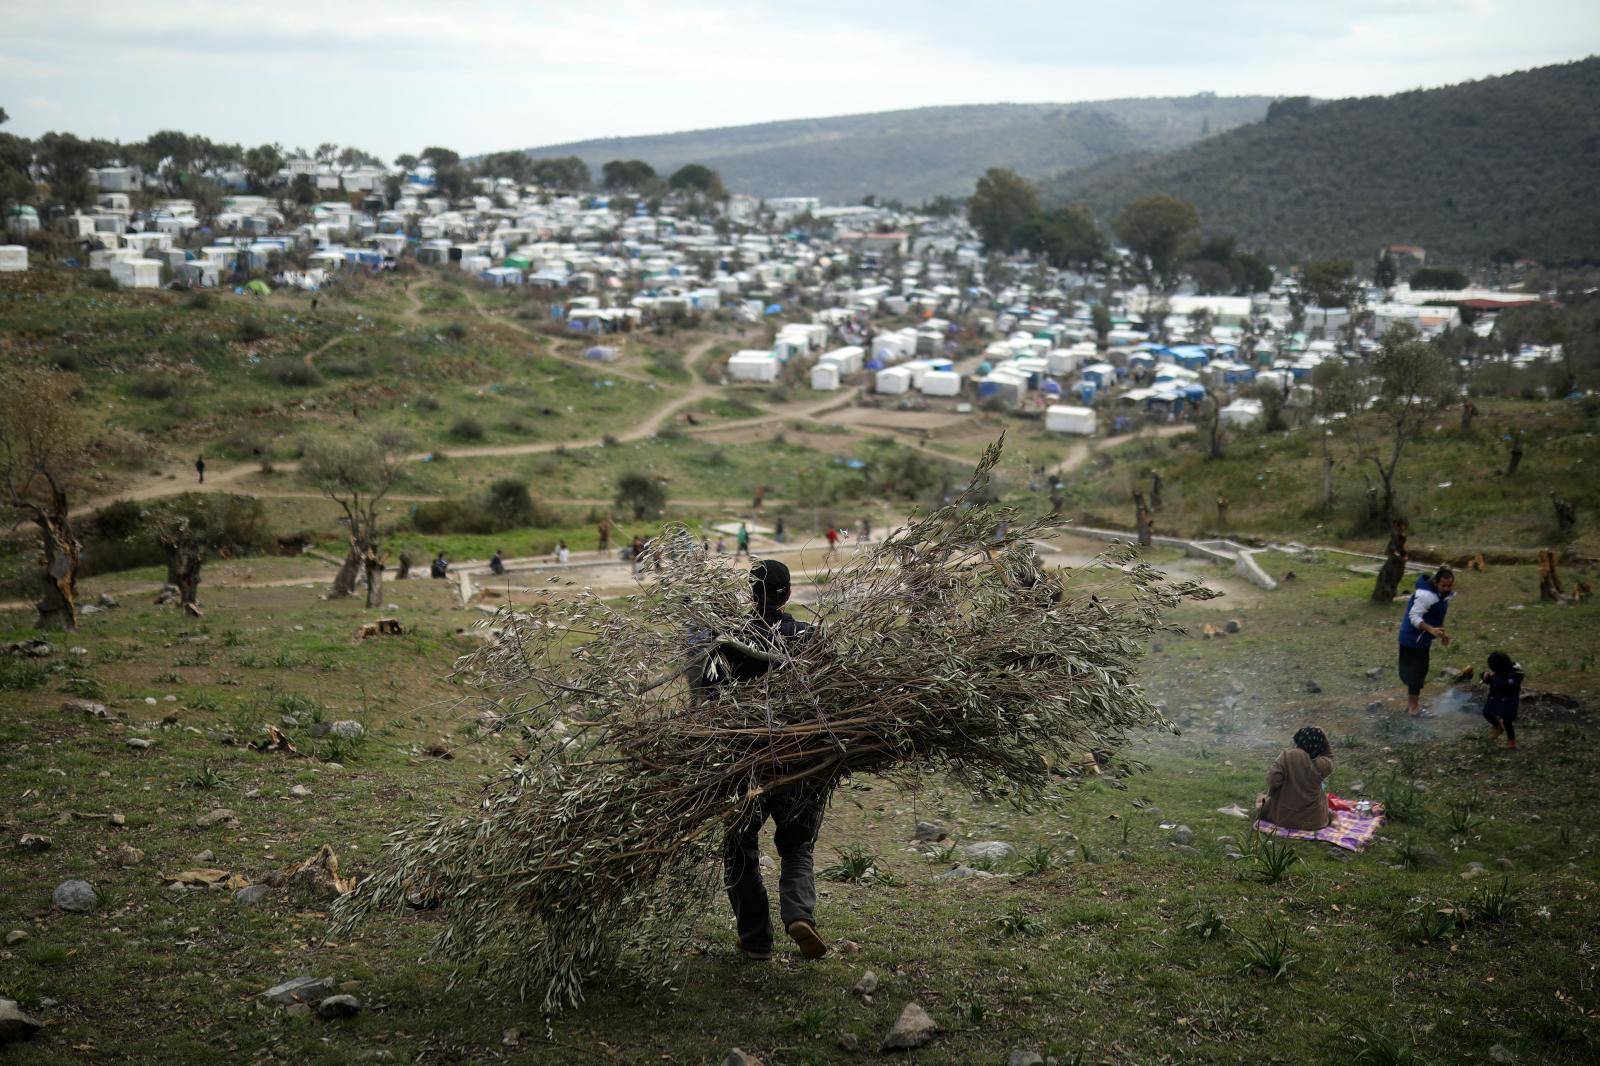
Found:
[700,560,829,962]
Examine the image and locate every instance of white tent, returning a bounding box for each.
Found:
[727,350,779,383]
[875,366,913,395]
[919,370,962,397]
[810,364,840,391]
[1219,398,1263,427]
[1046,405,1097,435]
[0,245,27,272]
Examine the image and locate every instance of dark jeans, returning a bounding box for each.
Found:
[724,786,827,953]
[1483,708,1517,742]
[1398,644,1430,696]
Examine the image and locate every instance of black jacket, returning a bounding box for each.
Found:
[697,607,813,689]
[1483,668,1523,719]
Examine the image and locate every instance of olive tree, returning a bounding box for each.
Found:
[1345,325,1453,528]
[0,367,87,629]
[302,427,412,607]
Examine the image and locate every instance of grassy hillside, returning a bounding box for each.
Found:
[1,546,1595,1063]
[525,96,1272,204]
[1042,57,1600,264]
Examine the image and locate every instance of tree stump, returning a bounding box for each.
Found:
[1132,491,1153,547]
[1551,493,1576,541]
[1372,520,1409,602]
[1538,548,1564,602]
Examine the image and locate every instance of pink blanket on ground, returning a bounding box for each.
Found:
[1253,806,1386,851]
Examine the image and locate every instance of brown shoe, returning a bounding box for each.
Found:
[735,937,772,961]
[785,919,828,959]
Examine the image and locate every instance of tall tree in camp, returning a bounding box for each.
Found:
[1301,258,1363,343]
[1344,323,1453,528]
[531,156,591,191]
[601,159,657,193]
[0,109,32,227]
[668,163,726,201]
[968,168,1038,253]
[1090,304,1112,349]
[394,153,420,171]
[420,146,461,169]
[1113,195,1200,290]
[1374,249,1398,289]
[33,131,107,210]
[303,428,411,608]
[144,493,270,611]
[1014,204,1106,273]
[0,367,88,629]
[1196,389,1226,460]
[243,143,284,192]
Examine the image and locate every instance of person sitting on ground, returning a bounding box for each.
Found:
[702,560,829,963]
[430,553,449,579]
[1481,650,1524,750]
[489,550,505,576]
[1398,567,1456,716]
[555,540,569,565]
[1256,726,1334,831]
[396,551,412,580]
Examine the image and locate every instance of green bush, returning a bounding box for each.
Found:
[80,494,274,578]
[412,479,559,535]
[237,318,271,342]
[449,417,486,441]
[185,291,215,311]
[0,657,49,692]
[263,357,320,387]
[130,376,180,400]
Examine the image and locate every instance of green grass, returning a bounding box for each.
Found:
[0,547,1595,1063]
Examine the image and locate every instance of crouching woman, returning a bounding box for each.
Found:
[1256,726,1334,831]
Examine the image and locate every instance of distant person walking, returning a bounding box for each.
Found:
[195,455,206,484]
[489,550,505,576]
[735,523,750,559]
[825,525,840,556]
[773,517,786,544]
[598,515,613,555]
[1398,567,1456,716]
[396,551,412,580]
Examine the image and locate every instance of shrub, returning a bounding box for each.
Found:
[615,472,667,520]
[1238,925,1299,981]
[49,350,82,372]
[414,393,441,412]
[322,357,373,378]
[263,357,320,387]
[130,376,179,400]
[237,318,271,342]
[185,291,215,311]
[441,322,469,343]
[450,417,486,441]
[87,271,119,291]
[0,657,49,692]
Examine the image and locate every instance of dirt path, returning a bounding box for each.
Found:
[303,334,347,370]
[1050,422,1195,478]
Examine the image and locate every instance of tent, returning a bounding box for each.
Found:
[244,279,271,296]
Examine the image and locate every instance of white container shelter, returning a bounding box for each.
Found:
[1046,405,1097,435]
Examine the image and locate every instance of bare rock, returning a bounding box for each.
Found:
[126,737,154,751]
[17,834,51,853]
[260,975,333,1006]
[881,1002,938,1052]
[195,808,239,828]
[721,1049,762,1066]
[912,821,947,842]
[62,698,108,718]
[934,865,998,882]
[1010,1053,1046,1066]
[1223,619,1241,634]
[234,885,272,907]
[853,970,879,996]
[959,840,1013,863]
[328,720,364,741]
[0,998,44,1044]
[52,880,97,914]
[315,995,361,1020]
[116,844,145,866]
[4,931,28,947]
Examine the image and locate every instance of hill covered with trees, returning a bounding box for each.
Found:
[1041,58,1600,266]
[524,96,1273,204]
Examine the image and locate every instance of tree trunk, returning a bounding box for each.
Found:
[35,512,80,631]
[1538,548,1563,602]
[1552,494,1576,540]
[1372,520,1408,603]
[1216,495,1229,529]
[1505,436,1523,477]
[1132,491,1152,547]
[166,545,204,607]
[330,546,361,598]
[1149,471,1163,510]
[363,553,385,609]
[1459,400,1476,434]
[1320,451,1336,511]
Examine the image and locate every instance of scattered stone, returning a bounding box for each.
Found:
[1365,701,1384,714]
[196,808,239,828]
[1495,857,1514,871]
[853,970,879,997]
[1229,680,1246,694]
[1460,861,1488,881]
[315,995,361,1020]
[1223,619,1241,634]
[126,737,154,751]
[68,646,87,657]
[1349,780,1365,794]
[280,716,299,729]
[837,1033,860,1053]
[235,885,272,907]
[17,834,51,853]
[4,930,28,947]
[268,844,357,901]
[0,998,44,1044]
[502,1028,522,1047]
[1488,1043,1516,1064]
[192,849,215,864]
[97,593,119,609]
[720,1051,763,1066]
[881,1002,938,1052]
[289,785,312,798]
[116,844,145,866]
[1304,680,1322,694]
[935,865,998,882]
[62,698,108,718]
[8,639,54,658]
[837,939,861,955]
[1009,1053,1045,1066]
[1171,825,1195,846]
[1365,666,1383,679]
[959,840,1013,863]
[912,821,946,842]
[1171,844,1201,857]
[285,1002,312,1019]
[328,720,364,741]
[52,879,97,914]
[260,975,334,1006]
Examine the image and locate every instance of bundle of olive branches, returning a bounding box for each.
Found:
[335,441,1213,1011]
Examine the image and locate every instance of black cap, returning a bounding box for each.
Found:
[751,559,790,605]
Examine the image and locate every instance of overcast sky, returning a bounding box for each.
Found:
[3,1,1597,158]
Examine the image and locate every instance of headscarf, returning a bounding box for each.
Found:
[1292,725,1330,760]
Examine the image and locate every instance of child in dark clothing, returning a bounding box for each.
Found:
[1481,650,1524,749]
